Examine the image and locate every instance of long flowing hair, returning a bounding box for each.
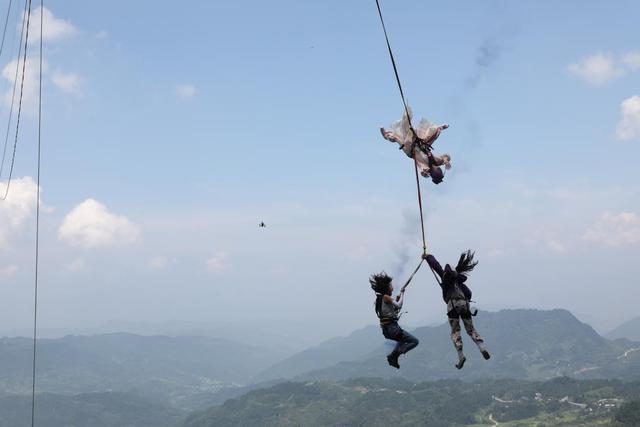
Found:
[455,250,478,277]
[369,272,392,317]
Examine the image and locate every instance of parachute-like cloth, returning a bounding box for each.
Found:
[382,108,452,179]
[387,107,442,157]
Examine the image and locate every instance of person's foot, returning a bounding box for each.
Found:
[455,356,466,370]
[481,349,491,360]
[380,127,389,139]
[387,353,400,369]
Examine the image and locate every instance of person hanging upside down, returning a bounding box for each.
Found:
[425,251,491,369]
[380,108,451,184]
[369,272,419,369]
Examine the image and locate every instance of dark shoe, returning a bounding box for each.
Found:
[481,349,491,360]
[387,353,400,369]
[455,356,466,370]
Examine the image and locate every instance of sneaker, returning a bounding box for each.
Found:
[455,356,466,370]
[481,349,491,360]
[386,353,400,369]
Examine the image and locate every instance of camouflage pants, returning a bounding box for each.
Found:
[447,299,485,356]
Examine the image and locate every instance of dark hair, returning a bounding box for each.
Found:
[370,272,392,319]
[430,166,444,184]
[455,250,478,277]
[369,272,392,295]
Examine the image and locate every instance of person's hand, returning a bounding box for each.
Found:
[395,294,401,302]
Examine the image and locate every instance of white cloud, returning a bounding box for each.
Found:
[1,56,48,110]
[622,51,640,71]
[52,72,83,96]
[58,199,140,249]
[0,264,18,277]
[148,256,169,269]
[567,53,625,85]
[205,252,228,273]
[616,95,640,140]
[524,229,567,254]
[25,7,77,43]
[176,84,196,99]
[0,176,39,248]
[583,212,640,246]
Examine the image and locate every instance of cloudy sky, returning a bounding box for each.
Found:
[0,0,639,340]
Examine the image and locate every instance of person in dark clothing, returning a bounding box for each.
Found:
[425,251,491,369]
[370,272,419,369]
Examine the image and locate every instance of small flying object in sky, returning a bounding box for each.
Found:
[258,221,266,228]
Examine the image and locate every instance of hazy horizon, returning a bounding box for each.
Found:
[1,0,639,346]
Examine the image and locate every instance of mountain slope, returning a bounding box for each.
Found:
[0,392,186,427]
[183,377,640,427]
[0,333,281,405]
[260,309,640,382]
[257,325,380,381]
[607,316,640,341]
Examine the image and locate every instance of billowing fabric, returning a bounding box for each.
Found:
[387,108,443,157]
[382,109,451,182]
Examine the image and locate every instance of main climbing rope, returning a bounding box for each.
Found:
[373,0,441,284]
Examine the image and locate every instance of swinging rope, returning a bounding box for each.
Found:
[374,0,445,287]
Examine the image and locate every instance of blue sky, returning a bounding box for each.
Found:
[0,1,639,340]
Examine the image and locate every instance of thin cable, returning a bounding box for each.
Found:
[30,0,42,425]
[0,0,14,58]
[413,158,427,254]
[374,0,442,284]
[0,0,28,180]
[374,0,414,130]
[1,0,32,200]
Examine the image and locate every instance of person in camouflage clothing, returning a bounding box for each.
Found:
[426,251,491,369]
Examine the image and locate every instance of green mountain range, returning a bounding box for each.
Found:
[607,316,640,342]
[0,333,281,407]
[259,309,640,383]
[0,392,185,427]
[183,377,640,427]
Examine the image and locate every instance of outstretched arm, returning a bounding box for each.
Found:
[380,127,402,144]
[425,254,444,280]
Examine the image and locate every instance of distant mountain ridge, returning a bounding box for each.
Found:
[607,316,640,341]
[255,325,380,381]
[258,309,640,383]
[0,333,282,408]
